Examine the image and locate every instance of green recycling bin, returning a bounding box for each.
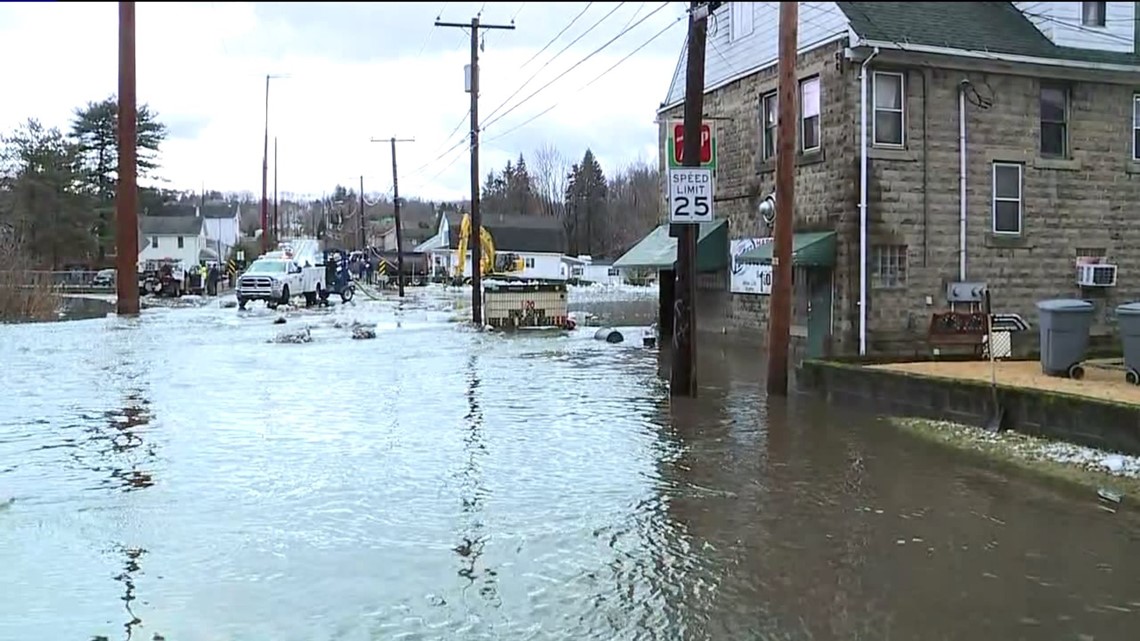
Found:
[1116,302,1140,385]
[1035,299,1095,379]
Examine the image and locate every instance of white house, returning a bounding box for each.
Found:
[416,211,568,280]
[574,256,624,285]
[199,203,241,259]
[138,216,208,266]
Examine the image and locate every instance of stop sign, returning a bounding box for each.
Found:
[673,123,712,165]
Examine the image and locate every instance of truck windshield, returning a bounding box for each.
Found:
[246,260,288,274]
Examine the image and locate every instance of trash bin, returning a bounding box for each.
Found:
[1035,298,1095,379]
[1116,302,1140,385]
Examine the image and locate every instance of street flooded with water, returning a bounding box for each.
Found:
[2,285,1139,641]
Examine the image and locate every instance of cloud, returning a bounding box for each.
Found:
[0,2,684,201]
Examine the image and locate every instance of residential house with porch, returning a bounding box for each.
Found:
[138,215,208,266]
[638,0,1140,358]
[416,211,569,280]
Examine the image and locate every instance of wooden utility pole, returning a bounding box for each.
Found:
[359,175,366,250]
[372,136,416,297]
[273,137,279,242]
[115,1,139,316]
[260,75,270,254]
[671,0,715,398]
[435,15,515,326]
[767,2,798,396]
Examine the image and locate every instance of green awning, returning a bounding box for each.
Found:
[737,231,836,267]
[613,220,728,272]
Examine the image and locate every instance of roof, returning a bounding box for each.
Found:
[737,231,837,267]
[140,216,203,236]
[148,202,239,219]
[444,212,566,254]
[837,2,1140,67]
[613,220,728,272]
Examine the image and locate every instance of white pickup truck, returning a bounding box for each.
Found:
[235,251,326,310]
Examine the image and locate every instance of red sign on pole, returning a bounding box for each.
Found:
[672,122,713,165]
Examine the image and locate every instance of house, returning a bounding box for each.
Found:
[416,211,568,280]
[639,0,1140,358]
[199,203,242,259]
[378,219,436,253]
[572,256,627,285]
[138,215,208,266]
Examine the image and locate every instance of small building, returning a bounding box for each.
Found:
[138,216,205,266]
[644,0,1140,358]
[416,211,568,280]
[571,256,626,285]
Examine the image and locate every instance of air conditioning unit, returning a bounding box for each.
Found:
[1076,263,1117,287]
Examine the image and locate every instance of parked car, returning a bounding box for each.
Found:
[92,269,115,288]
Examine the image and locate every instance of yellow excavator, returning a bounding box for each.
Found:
[455,212,525,280]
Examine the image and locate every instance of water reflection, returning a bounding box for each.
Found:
[454,352,498,605]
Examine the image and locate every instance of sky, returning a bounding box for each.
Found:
[0,1,687,202]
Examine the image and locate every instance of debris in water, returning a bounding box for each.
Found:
[270,327,311,344]
[219,299,237,309]
[273,317,287,325]
[1097,488,1123,504]
[352,326,377,340]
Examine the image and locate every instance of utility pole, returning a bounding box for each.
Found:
[767,2,798,396]
[372,136,415,297]
[260,74,287,254]
[435,15,515,326]
[115,1,139,316]
[358,175,366,250]
[670,1,716,398]
[273,137,279,242]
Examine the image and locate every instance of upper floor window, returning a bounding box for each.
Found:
[760,91,777,160]
[1039,83,1068,157]
[992,162,1023,235]
[800,76,821,152]
[177,236,185,249]
[1133,95,1140,161]
[151,236,159,248]
[730,3,754,41]
[1082,2,1106,27]
[872,71,905,146]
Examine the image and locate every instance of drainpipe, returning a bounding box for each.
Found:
[958,80,970,283]
[858,47,879,356]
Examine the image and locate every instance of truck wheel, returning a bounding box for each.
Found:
[279,285,290,307]
[341,286,354,303]
[237,297,247,310]
[304,292,317,307]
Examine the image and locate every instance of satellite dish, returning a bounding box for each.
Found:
[758,193,777,225]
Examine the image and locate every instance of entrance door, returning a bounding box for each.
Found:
[806,268,833,359]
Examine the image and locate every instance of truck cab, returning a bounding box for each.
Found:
[235,251,326,310]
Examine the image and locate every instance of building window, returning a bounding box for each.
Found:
[1132,95,1140,161]
[177,236,184,249]
[151,236,158,248]
[730,2,754,41]
[525,257,535,268]
[872,71,905,146]
[872,245,907,288]
[1040,83,1068,157]
[992,162,1023,235]
[760,91,777,160]
[800,76,821,152]
[1081,2,1106,27]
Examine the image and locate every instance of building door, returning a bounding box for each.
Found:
[806,268,833,359]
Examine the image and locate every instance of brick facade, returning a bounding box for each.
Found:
[660,37,1140,356]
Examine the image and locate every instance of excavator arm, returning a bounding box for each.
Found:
[455,212,525,279]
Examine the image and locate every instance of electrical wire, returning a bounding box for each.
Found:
[519,2,594,69]
[481,2,627,126]
[483,11,685,145]
[483,1,671,132]
[416,2,450,57]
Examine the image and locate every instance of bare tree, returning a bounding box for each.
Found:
[605,160,660,255]
[531,142,568,219]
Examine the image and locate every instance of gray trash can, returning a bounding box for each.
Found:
[1035,299,1095,379]
[1116,302,1140,385]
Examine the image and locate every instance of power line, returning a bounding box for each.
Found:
[483,1,671,132]
[416,2,450,57]
[519,2,594,69]
[481,2,627,126]
[484,11,685,145]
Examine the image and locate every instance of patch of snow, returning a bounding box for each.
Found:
[270,326,312,344]
[568,283,657,304]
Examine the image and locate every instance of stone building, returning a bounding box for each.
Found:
[629,1,1140,358]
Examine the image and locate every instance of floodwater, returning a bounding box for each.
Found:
[2,285,1139,641]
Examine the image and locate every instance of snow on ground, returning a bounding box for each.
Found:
[900,418,1140,480]
[568,283,657,303]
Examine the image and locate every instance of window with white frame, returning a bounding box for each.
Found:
[177,236,184,249]
[1082,2,1106,27]
[525,257,535,268]
[730,3,755,41]
[760,91,777,160]
[872,245,908,288]
[800,76,821,152]
[992,162,1023,235]
[872,71,905,146]
[151,236,159,248]
[1132,95,1140,161]
[1039,82,1068,157]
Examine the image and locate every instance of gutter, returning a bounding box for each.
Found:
[958,80,969,283]
[854,38,1140,74]
[858,47,879,357]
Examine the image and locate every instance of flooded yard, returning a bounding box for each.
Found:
[2,285,1139,640]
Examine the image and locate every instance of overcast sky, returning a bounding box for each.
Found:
[0,1,686,202]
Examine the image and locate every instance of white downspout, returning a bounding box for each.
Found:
[858,47,878,357]
[958,80,968,282]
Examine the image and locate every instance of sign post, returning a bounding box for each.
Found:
[667,120,717,169]
[669,168,715,224]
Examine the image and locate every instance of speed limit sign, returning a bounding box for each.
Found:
[669,167,714,223]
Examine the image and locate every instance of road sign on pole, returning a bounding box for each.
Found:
[667,120,717,169]
[669,168,714,223]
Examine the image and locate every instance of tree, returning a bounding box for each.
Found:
[0,119,94,268]
[532,143,568,219]
[70,96,167,257]
[564,149,607,257]
[605,160,660,256]
[505,153,535,215]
